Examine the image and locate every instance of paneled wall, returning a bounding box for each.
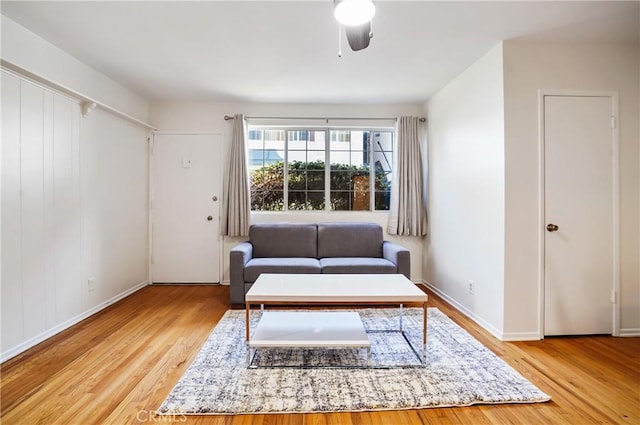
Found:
[1,71,149,360]
[2,72,81,351]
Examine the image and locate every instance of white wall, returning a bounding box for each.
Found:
[423,43,506,336]
[503,41,640,337]
[149,101,426,283]
[1,15,149,123]
[80,108,149,305]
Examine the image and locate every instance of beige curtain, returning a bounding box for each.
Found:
[221,114,251,237]
[388,116,427,236]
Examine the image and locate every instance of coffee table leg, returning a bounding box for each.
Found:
[399,304,403,331]
[423,302,428,363]
[245,302,250,342]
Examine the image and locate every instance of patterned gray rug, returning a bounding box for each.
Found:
[158,308,550,414]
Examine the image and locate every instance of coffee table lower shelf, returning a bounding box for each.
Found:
[247,311,371,368]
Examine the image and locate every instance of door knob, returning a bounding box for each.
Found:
[212,196,218,202]
[546,223,559,232]
[207,216,213,221]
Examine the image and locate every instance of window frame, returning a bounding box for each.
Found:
[247,125,394,212]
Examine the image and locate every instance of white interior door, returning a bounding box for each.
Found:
[151,133,222,283]
[543,95,615,336]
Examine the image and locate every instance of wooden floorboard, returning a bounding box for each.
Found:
[1,285,638,424]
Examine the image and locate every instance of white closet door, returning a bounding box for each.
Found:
[543,95,615,336]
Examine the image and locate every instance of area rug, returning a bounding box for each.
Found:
[158,308,550,414]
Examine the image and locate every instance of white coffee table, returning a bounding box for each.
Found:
[245,273,428,368]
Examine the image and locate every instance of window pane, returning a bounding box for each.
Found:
[288,191,306,210]
[248,129,262,140]
[375,190,390,211]
[288,151,306,163]
[247,133,284,175]
[309,131,324,149]
[330,191,351,211]
[288,191,324,210]
[374,131,393,151]
[351,151,368,168]
[307,150,325,162]
[288,170,306,190]
[307,170,325,190]
[307,191,325,210]
[288,130,306,149]
[251,170,265,186]
[248,149,283,167]
[330,151,350,165]
[330,130,352,150]
[264,130,285,142]
[330,170,353,191]
[373,131,393,210]
[251,188,284,211]
[352,174,370,211]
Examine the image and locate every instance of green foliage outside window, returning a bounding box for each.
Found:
[250,160,391,211]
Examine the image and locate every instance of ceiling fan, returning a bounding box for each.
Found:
[333,0,375,54]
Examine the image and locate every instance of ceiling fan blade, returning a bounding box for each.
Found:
[345,21,372,51]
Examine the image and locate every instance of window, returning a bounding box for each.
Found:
[248,127,285,211]
[248,126,394,212]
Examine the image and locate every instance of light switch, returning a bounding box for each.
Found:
[182,156,192,168]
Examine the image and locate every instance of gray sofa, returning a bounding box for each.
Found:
[229,222,410,305]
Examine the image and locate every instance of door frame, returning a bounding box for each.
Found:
[537,90,620,338]
[148,131,224,284]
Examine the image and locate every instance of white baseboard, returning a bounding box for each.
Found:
[421,280,640,341]
[422,280,545,341]
[620,328,640,337]
[420,280,518,341]
[0,280,149,363]
[500,331,542,341]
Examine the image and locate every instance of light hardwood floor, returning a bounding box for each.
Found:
[1,285,638,424]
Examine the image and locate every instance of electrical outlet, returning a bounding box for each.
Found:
[88,277,95,292]
[468,280,474,295]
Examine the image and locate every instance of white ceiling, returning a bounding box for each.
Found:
[2,1,638,104]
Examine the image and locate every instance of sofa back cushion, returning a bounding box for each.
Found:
[317,222,383,258]
[250,223,318,258]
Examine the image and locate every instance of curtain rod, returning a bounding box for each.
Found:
[223,115,426,123]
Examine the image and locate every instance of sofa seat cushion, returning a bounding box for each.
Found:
[244,258,321,283]
[319,257,397,274]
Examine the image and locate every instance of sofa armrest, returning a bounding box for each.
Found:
[382,241,411,279]
[230,242,253,305]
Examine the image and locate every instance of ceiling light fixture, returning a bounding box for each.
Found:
[334,0,376,27]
